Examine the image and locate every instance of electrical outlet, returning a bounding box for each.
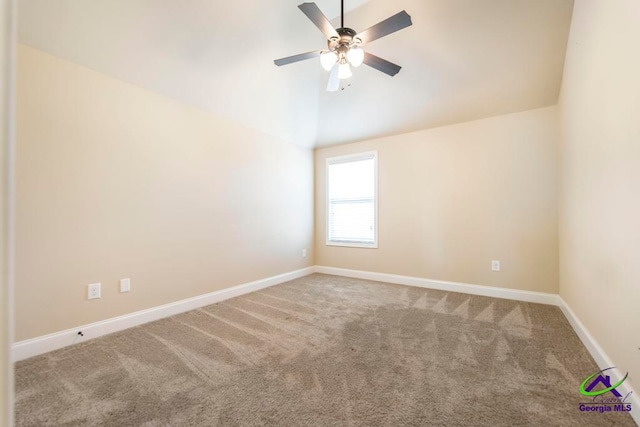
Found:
[302,249,307,258]
[491,260,501,272]
[120,278,131,293]
[87,283,101,300]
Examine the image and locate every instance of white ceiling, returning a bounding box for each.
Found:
[18,0,574,148]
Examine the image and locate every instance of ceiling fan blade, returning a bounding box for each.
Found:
[326,65,340,92]
[363,52,402,77]
[298,3,339,39]
[356,11,412,45]
[274,50,321,66]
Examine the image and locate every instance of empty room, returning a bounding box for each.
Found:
[0,0,639,425]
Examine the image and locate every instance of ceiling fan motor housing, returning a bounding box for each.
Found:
[329,27,361,49]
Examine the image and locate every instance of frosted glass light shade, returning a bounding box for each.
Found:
[347,47,364,67]
[338,62,352,79]
[320,51,338,71]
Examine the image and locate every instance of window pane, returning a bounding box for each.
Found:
[329,199,375,243]
[327,153,377,247]
[328,158,374,200]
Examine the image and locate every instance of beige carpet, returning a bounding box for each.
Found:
[15,274,635,426]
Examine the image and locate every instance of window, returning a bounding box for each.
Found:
[326,151,378,248]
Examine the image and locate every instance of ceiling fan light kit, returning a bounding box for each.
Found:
[274,1,412,92]
[320,51,338,71]
[338,62,353,79]
[347,46,364,67]
[322,27,362,79]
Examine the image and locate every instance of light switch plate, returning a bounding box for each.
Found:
[120,278,131,293]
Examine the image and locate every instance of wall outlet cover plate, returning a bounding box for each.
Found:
[88,283,101,299]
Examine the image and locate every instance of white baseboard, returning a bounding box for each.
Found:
[559,297,639,425]
[314,266,562,306]
[12,267,315,362]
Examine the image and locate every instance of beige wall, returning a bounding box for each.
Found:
[558,0,640,388]
[15,45,314,341]
[315,106,559,293]
[1,1,14,424]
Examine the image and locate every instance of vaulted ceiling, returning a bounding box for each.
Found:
[18,0,574,148]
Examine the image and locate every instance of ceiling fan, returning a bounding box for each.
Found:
[274,1,413,92]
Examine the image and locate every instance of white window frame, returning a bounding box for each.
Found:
[325,151,378,248]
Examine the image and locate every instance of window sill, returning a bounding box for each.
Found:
[326,241,378,249]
